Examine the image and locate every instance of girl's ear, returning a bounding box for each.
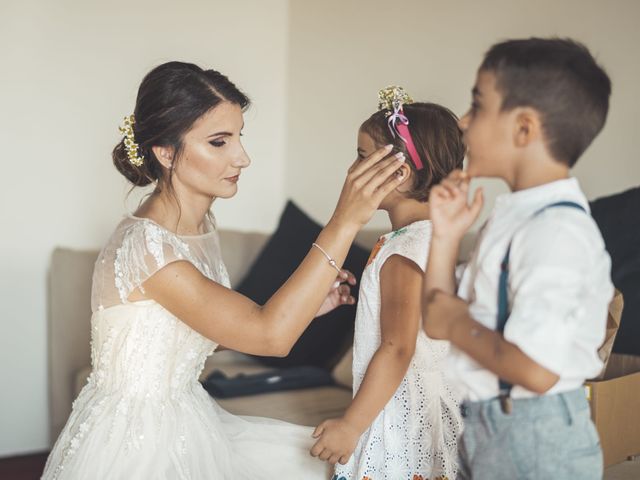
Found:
[151,145,175,169]
[394,163,413,193]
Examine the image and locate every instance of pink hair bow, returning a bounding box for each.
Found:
[386,105,424,170]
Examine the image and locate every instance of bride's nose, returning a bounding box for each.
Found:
[233,145,251,169]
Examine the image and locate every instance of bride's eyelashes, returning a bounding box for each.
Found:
[209,132,243,148]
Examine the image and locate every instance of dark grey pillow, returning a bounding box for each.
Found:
[590,186,640,356]
[236,200,369,369]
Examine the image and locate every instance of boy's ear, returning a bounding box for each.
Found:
[513,108,542,148]
[394,163,413,193]
[151,145,175,169]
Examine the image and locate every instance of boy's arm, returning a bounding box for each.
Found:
[422,170,483,321]
[310,255,422,465]
[424,235,461,296]
[425,291,559,394]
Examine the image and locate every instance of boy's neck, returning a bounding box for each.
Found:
[386,199,430,231]
[508,153,571,192]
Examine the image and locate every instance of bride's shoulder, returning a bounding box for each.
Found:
[102,215,187,256]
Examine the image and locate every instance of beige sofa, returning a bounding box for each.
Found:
[48,227,476,444]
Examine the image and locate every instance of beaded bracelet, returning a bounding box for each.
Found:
[311,242,342,274]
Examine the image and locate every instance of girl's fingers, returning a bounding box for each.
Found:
[328,454,341,465]
[319,448,332,461]
[338,454,350,465]
[310,440,323,457]
[312,422,325,438]
[349,144,394,178]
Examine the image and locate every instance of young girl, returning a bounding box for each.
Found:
[42,62,407,479]
[310,87,465,480]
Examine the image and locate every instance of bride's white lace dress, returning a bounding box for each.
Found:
[42,215,330,479]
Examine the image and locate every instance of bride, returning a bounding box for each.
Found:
[42,61,407,479]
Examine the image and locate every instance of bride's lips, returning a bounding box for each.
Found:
[225,175,240,183]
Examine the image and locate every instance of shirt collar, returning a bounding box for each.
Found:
[494,177,588,213]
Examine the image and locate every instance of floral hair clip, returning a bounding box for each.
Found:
[118,115,145,167]
[377,86,424,170]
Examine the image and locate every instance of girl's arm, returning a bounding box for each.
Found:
[141,147,406,357]
[310,254,422,465]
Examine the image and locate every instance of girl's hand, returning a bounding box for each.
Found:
[330,145,407,230]
[423,289,470,340]
[315,269,357,317]
[430,169,483,241]
[310,417,361,465]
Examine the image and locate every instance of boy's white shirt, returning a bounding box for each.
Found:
[450,177,613,401]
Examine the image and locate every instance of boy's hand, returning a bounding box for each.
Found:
[430,169,483,241]
[423,289,470,340]
[310,417,360,465]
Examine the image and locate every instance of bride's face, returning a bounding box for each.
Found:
[172,101,250,199]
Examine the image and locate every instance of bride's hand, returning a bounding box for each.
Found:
[315,269,357,317]
[330,145,407,230]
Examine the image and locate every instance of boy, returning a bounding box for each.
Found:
[422,38,613,479]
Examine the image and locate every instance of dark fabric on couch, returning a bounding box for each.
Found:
[590,186,640,356]
[237,200,370,369]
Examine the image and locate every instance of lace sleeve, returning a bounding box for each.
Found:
[114,221,193,303]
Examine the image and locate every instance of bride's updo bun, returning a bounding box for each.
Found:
[112,61,250,187]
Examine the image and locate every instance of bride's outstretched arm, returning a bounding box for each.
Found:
[143,146,406,357]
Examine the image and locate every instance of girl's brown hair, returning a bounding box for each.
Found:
[360,103,465,202]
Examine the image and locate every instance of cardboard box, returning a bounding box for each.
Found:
[585,353,640,467]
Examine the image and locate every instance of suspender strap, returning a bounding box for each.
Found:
[496,201,586,412]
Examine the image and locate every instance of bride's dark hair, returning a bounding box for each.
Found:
[113,61,250,187]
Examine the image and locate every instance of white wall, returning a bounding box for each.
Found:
[286,0,640,229]
[0,0,289,456]
[2,0,640,458]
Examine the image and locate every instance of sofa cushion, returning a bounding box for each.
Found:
[217,230,270,287]
[590,187,640,355]
[332,346,353,388]
[237,200,369,369]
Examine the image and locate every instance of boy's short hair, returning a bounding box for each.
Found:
[481,38,611,167]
